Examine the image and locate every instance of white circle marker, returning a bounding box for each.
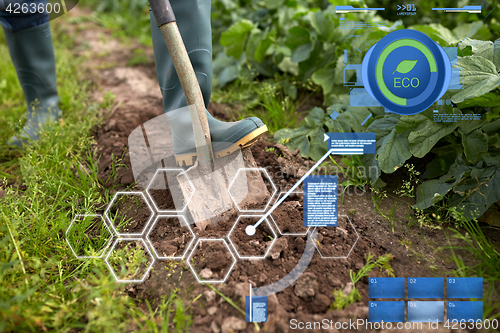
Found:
[245,225,256,236]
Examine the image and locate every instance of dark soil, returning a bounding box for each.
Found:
[147,216,194,258]
[106,193,153,234]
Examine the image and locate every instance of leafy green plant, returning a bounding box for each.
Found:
[277,37,500,221]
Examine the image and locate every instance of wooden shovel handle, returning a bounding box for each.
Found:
[149,0,214,171]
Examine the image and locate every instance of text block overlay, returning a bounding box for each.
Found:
[329,133,376,154]
[303,175,338,227]
[245,296,267,323]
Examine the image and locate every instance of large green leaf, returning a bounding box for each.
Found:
[291,43,313,63]
[456,91,500,108]
[451,56,500,103]
[376,129,412,174]
[366,115,399,138]
[308,10,337,43]
[220,20,254,59]
[462,129,488,164]
[401,114,458,158]
[452,165,500,220]
[311,61,337,97]
[274,108,328,160]
[414,158,470,210]
[213,53,241,87]
[285,26,310,49]
[459,38,500,70]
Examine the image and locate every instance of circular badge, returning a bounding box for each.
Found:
[361,29,451,115]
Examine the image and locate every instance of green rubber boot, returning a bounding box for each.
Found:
[3,22,62,147]
[149,0,267,167]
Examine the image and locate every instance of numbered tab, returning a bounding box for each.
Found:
[447,278,483,299]
[408,301,444,322]
[447,301,483,322]
[408,277,444,298]
[369,277,405,298]
[369,301,405,322]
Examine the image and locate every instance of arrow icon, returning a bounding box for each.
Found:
[397,5,401,10]
[402,5,406,10]
[324,133,330,142]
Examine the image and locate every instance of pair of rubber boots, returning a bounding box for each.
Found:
[5,0,266,164]
[149,0,267,167]
[3,22,61,147]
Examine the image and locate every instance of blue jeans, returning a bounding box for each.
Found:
[0,0,48,32]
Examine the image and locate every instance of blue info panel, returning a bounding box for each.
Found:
[328,133,376,154]
[303,175,338,227]
[369,302,405,322]
[408,277,444,298]
[447,301,483,322]
[245,296,267,323]
[447,278,483,298]
[408,301,444,322]
[369,277,405,298]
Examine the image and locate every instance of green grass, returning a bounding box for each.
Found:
[0,16,188,332]
[76,0,152,46]
[444,211,500,320]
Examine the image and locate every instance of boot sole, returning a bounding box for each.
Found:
[175,125,268,167]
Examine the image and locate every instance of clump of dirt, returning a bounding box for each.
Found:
[190,240,235,281]
[229,216,275,257]
[315,216,359,258]
[270,192,307,235]
[148,216,193,257]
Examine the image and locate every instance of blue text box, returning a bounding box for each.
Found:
[447,278,483,299]
[369,301,405,322]
[447,301,483,322]
[329,133,376,154]
[303,175,338,227]
[369,277,405,298]
[245,296,267,323]
[408,277,444,298]
[408,301,444,322]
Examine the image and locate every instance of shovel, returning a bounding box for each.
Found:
[143,0,269,227]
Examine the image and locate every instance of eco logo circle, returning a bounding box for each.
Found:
[361,29,452,115]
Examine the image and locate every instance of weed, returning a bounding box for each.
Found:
[443,210,500,320]
[330,253,394,310]
[394,164,420,199]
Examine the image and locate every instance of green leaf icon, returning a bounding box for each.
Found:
[393,60,418,74]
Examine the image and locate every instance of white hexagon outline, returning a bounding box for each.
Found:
[312,215,359,259]
[186,238,237,284]
[66,214,114,259]
[268,191,311,236]
[104,191,155,237]
[145,168,195,213]
[228,215,277,259]
[145,215,196,260]
[104,238,155,283]
[227,168,278,213]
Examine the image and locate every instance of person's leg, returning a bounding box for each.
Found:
[149,0,267,167]
[1,0,62,146]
